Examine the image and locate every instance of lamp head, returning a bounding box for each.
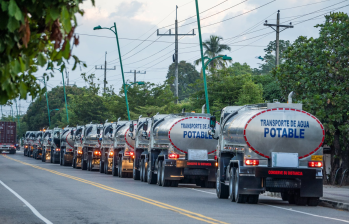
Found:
[222,55,232,60]
[137,81,145,85]
[93,25,102,30]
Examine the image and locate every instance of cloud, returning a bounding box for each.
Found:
[110,1,145,18]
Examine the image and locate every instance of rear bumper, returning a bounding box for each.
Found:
[0,147,16,151]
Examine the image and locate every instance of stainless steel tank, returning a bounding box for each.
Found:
[135,117,151,147]
[114,120,136,151]
[153,113,220,157]
[61,127,75,150]
[84,124,103,148]
[221,104,325,159]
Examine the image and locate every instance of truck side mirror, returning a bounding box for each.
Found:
[143,121,148,131]
[109,128,113,134]
[129,123,134,132]
[71,130,74,136]
[97,128,100,135]
[209,116,216,129]
[23,134,25,137]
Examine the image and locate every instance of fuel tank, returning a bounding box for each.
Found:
[61,127,75,149]
[221,104,325,159]
[153,113,220,156]
[53,128,62,148]
[114,120,136,150]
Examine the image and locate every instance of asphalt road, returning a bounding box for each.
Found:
[1,152,349,224]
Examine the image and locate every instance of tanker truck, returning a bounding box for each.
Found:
[72,125,85,169]
[23,131,31,156]
[27,131,36,157]
[212,99,324,206]
[32,131,43,160]
[146,112,220,187]
[51,128,62,163]
[100,120,116,174]
[42,129,53,162]
[81,123,104,171]
[60,126,76,166]
[133,116,151,181]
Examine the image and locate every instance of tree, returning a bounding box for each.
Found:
[272,12,349,182]
[0,0,94,105]
[194,35,232,71]
[166,61,200,101]
[252,74,283,102]
[254,40,291,75]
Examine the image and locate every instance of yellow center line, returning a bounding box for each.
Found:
[2,155,228,224]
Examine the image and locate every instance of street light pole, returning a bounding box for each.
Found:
[43,78,51,127]
[195,0,210,114]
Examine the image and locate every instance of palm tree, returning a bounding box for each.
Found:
[194,35,232,72]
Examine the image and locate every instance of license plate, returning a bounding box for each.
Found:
[311,155,323,161]
[271,152,298,168]
[188,149,208,161]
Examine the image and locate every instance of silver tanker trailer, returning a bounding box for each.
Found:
[72,125,85,169]
[51,128,62,163]
[41,129,53,162]
[27,131,36,157]
[23,131,32,156]
[146,111,220,187]
[133,116,151,181]
[100,120,116,174]
[212,98,325,206]
[81,123,104,171]
[32,131,43,160]
[60,126,76,166]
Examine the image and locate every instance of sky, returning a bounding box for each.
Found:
[2,0,349,116]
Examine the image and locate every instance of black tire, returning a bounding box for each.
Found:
[143,160,148,182]
[62,152,66,166]
[234,168,247,203]
[87,154,92,171]
[288,193,296,204]
[171,181,179,187]
[104,159,109,174]
[112,156,117,176]
[247,195,259,204]
[161,161,171,187]
[118,158,123,178]
[157,161,162,186]
[140,159,144,182]
[50,150,53,163]
[133,160,140,180]
[99,158,104,173]
[229,168,235,202]
[307,197,319,206]
[295,195,307,206]
[73,157,76,168]
[281,192,289,201]
[147,162,156,184]
[60,150,63,166]
[216,169,229,199]
[81,157,87,170]
[42,152,45,162]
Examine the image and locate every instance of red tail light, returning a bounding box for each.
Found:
[94,151,101,156]
[77,150,82,154]
[56,148,60,152]
[168,153,179,159]
[129,152,134,156]
[110,151,114,156]
[214,155,217,160]
[308,161,322,167]
[245,159,259,166]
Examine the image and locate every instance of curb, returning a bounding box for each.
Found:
[319,199,349,211]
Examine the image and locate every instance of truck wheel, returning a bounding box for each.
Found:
[307,197,319,206]
[104,160,109,174]
[99,159,104,173]
[62,153,66,166]
[247,195,259,204]
[281,192,289,201]
[50,150,53,163]
[216,169,229,199]
[171,181,179,187]
[133,160,140,180]
[234,168,247,203]
[140,160,144,182]
[147,163,156,184]
[157,161,162,186]
[288,193,296,204]
[82,158,87,170]
[118,158,123,177]
[112,157,117,176]
[87,154,92,171]
[295,195,307,206]
[42,152,45,162]
[229,168,236,202]
[161,161,171,187]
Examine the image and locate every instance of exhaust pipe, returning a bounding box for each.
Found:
[288,91,294,104]
[202,104,206,113]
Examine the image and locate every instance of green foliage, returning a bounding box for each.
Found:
[166,61,200,101]
[272,12,349,168]
[0,0,94,105]
[252,74,283,102]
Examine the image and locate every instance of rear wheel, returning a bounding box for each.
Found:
[112,156,117,176]
[147,162,156,184]
[157,161,162,186]
[140,159,144,182]
[234,168,247,203]
[161,161,171,187]
[281,192,289,201]
[104,158,109,174]
[143,160,148,182]
[87,154,92,171]
[295,194,307,206]
[288,193,296,204]
[81,156,87,170]
[73,157,76,168]
[133,160,140,180]
[247,195,259,204]
[99,158,104,173]
[307,197,319,206]
[42,151,45,162]
[216,169,229,199]
[229,168,235,202]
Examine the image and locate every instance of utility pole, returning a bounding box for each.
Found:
[95,51,116,94]
[124,70,146,84]
[157,6,195,103]
[66,71,69,86]
[264,10,293,67]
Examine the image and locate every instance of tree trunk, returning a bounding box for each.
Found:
[330,132,341,185]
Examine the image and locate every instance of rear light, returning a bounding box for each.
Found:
[25,146,28,148]
[130,152,134,156]
[215,162,218,167]
[308,161,322,167]
[110,151,114,156]
[245,159,259,166]
[94,151,101,156]
[168,153,179,159]
[56,148,60,152]
[77,150,82,154]
[214,155,217,160]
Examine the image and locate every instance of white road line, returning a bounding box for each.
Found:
[261,203,349,223]
[187,188,216,195]
[0,180,53,224]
